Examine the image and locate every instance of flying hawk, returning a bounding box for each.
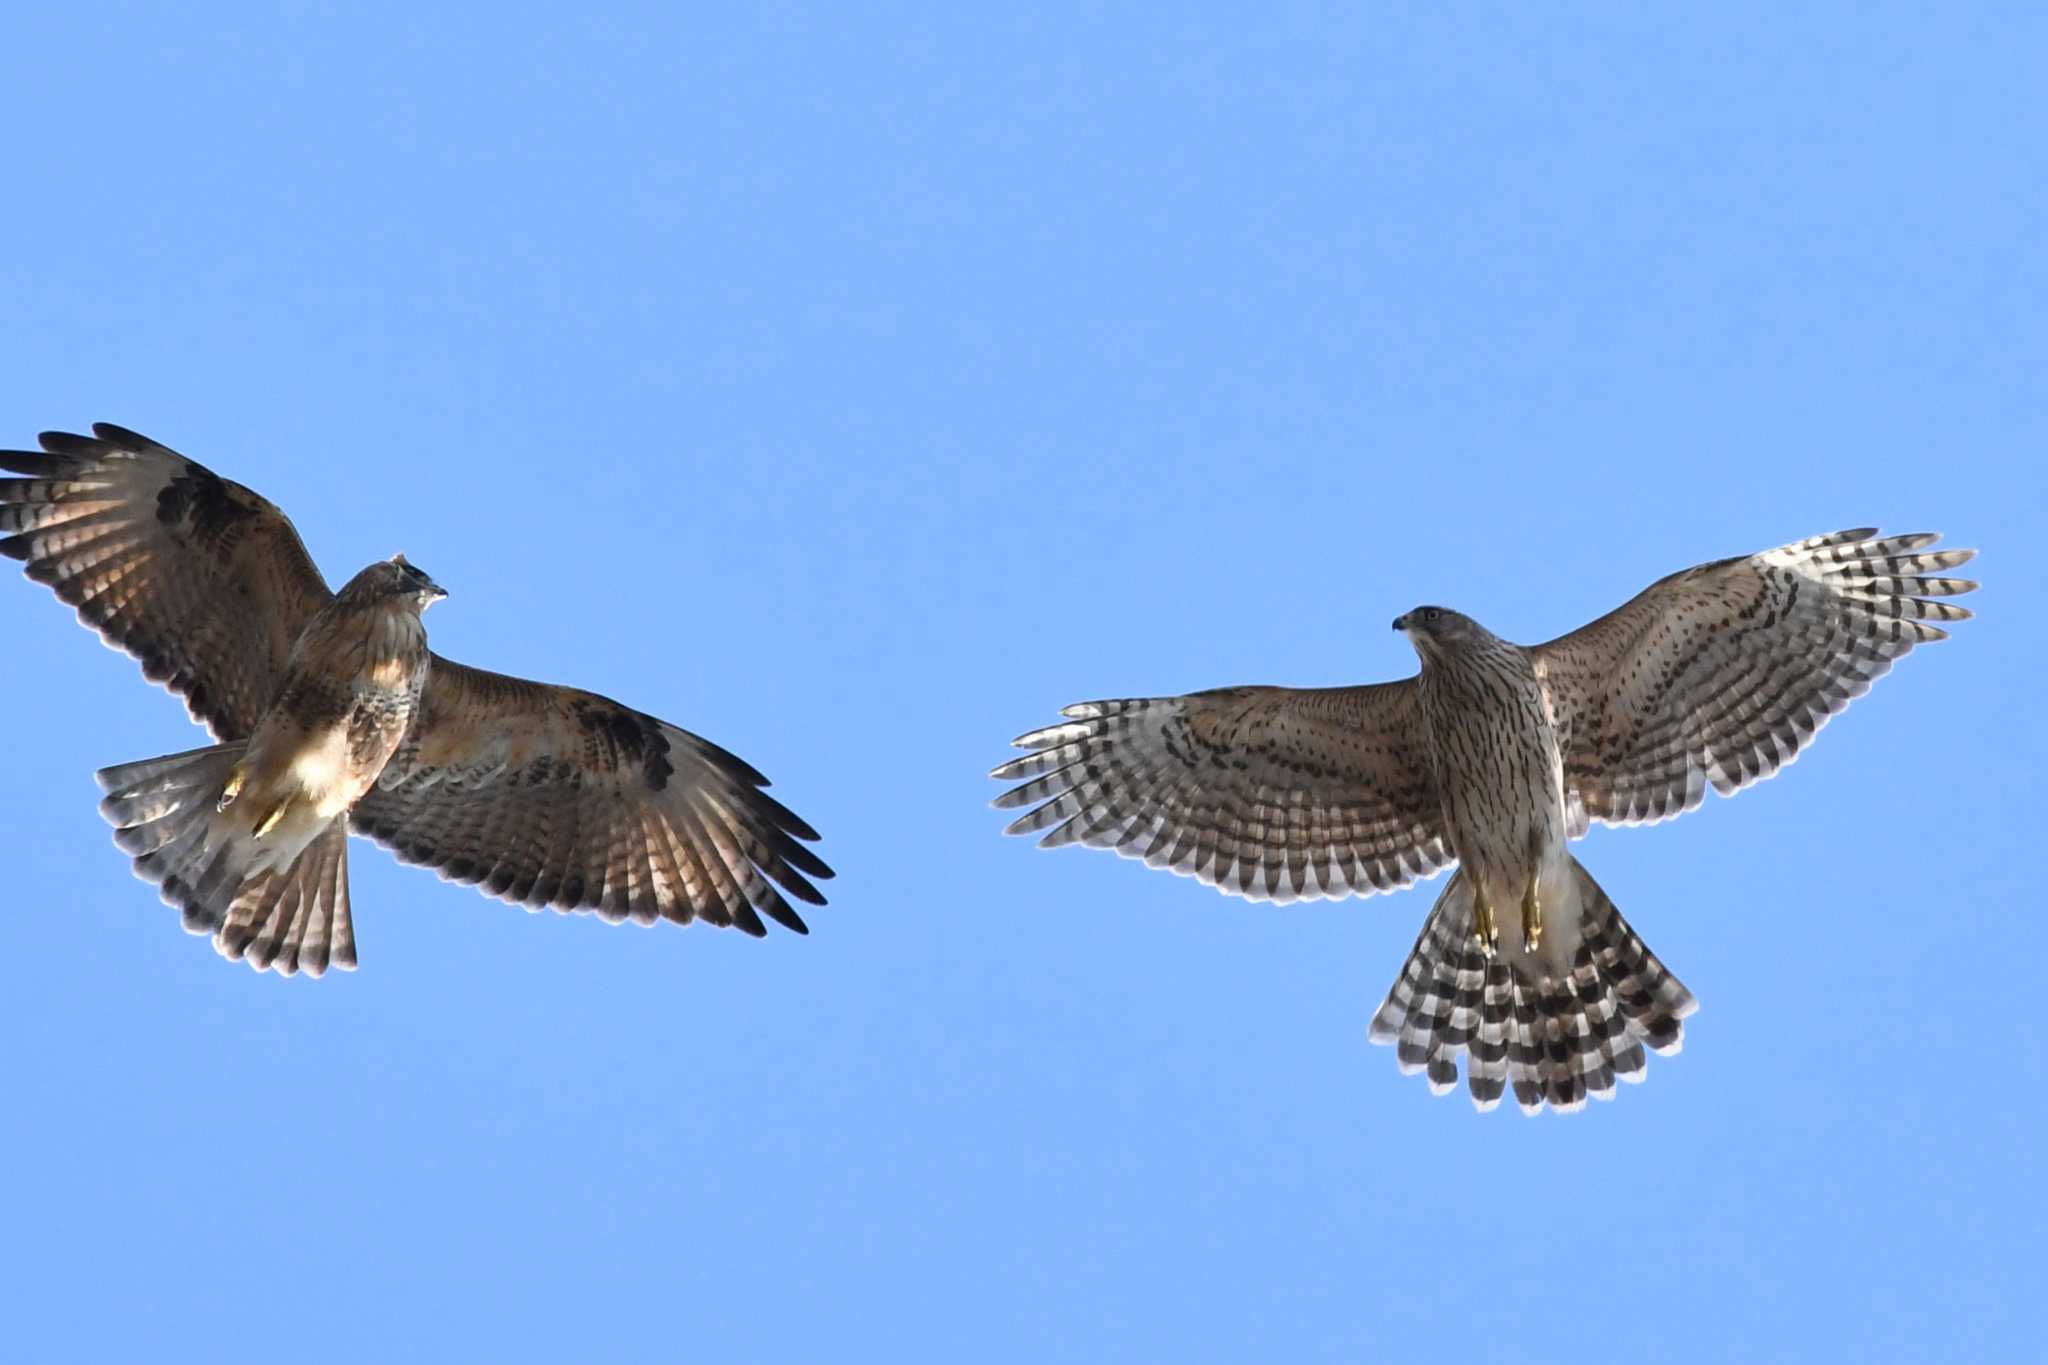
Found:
[3,423,830,976]
[992,529,1976,1113]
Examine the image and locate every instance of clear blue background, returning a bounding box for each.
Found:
[3,5,2039,1361]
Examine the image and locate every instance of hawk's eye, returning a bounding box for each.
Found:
[1424,608,1441,624]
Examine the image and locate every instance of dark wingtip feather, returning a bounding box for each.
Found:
[775,837,834,881]
[693,734,772,789]
[758,895,810,935]
[38,430,104,456]
[780,812,824,843]
[749,786,822,842]
[0,449,56,475]
[776,870,829,906]
[89,422,175,455]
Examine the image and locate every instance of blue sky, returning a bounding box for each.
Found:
[1,5,2039,1361]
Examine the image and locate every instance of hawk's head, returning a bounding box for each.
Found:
[1392,606,1491,658]
[339,554,448,612]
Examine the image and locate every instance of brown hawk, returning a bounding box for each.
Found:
[991,529,1975,1113]
[3,424,831,976]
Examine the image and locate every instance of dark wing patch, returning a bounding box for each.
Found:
[1532,529,1977,827]
[992,683,1451,904]
[0,424,332,738]
[350,656,830,935]
[155,460,256,540]
[569,696,676,790]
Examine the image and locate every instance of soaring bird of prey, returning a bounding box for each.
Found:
[992,529,1976,1113]
[3,424,830,976]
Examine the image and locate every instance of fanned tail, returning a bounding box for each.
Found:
[97,744,248,916]
[95,745,356,976]
[1368,858,1695,1114]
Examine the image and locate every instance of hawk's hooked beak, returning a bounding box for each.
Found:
[390,551,448,607]
[1391,612,1412,632]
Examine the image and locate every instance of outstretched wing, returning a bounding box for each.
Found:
[350,658,832,936]
[0,424,332,739]
[992,684,1450,904]
[1532,528,1977,828]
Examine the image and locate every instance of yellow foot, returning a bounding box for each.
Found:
[252,799,291,840]
[1522,876,1543,953]
[1473,893,1500,958]
[217,762,245,812]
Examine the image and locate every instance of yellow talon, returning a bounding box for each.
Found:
[1522,876,1543,953]
[1473,892,1500,958]
[252,799,290,840]
[217,763,245,812]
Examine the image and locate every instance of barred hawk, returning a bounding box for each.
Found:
[992,529,1975,1113]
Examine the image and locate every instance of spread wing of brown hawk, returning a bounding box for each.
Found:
[992,528,1975,1114]
[3,423,830,976]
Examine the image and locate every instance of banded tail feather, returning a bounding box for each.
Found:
[96,744,356,976]
[1368,858,1695,1113]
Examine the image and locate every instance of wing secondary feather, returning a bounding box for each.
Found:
[351,657,832,935]
[992,684,1450,903]
[1532,528,1977,827]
